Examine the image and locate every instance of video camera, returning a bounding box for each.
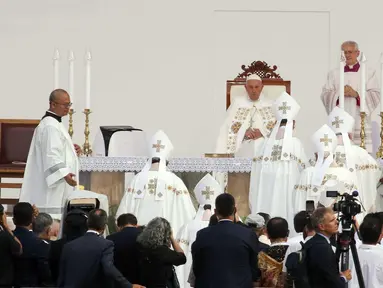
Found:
[326,190,361,221]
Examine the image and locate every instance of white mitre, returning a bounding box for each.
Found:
[263,92,300,162]
[134,130,174,200]
[311,124,338,186]
[246,74,262,82]
[328,107,356,172]
[194,174,223,221]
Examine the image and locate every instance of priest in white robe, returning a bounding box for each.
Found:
[20,89,81,219]
[249,92,307,232]
[320,40,380,152]
[214,74,276,216]
[175,174,222,288]
[293,124,358,212]
[116,130,196,235]
[329,107,381,216]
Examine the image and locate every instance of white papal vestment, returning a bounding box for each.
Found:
[20,116,78,218]
[116,169,196,235]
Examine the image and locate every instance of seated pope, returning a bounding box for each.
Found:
[214,74,276,216]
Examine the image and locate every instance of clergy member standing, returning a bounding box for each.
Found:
[249,92,307,232]
[293,124,357,212]
[175,174,222,288]
[329,107,381,215]
[214,74,276,216]
[320,40,380,152]
[116,130,196,235]
[20,89,81,219]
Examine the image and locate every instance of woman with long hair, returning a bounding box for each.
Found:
[137,217,186,288]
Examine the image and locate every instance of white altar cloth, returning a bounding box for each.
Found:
[79,157,252,173]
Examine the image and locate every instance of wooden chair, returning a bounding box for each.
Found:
[226,60,291,109]
[0,119,40,213]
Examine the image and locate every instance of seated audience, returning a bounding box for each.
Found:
[0,204,22,287]
[13,202,52,287]
[306,207,351,288]
[107,213,141,284]
[348,213,383,287]
[33,212,53,242]
[137,217,186,288]
[245,213,271,247]
[192,193,260,288]
[258,217,290,287]
[49,209,88,284]
[58,209,143,288]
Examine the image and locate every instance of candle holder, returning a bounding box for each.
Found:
[83,109,92,157]
[377,112,383,158]
[68,109,75,138]
[360,112,366,150]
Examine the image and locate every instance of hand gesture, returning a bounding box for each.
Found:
[74,144,82,156]
[244,128,263,140]
[64,173,77,187]
[344,85,358,98]
[341,269,352,281]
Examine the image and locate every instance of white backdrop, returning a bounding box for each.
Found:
[0,0,382,159]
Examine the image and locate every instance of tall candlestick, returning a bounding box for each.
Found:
[68,51,75,103]
[339,51,345,109]
[85,51,92,109]
[360,52,366,113]
[53,49,60,89]
[380,53,383,112]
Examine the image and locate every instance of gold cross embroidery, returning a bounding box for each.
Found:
[278,102,291,114]
[152,140,165,153]
[201,186,214,200]
[271,145,282,161]
[148,178,158,195]
[332,117,344,128]
[320,134,332,147]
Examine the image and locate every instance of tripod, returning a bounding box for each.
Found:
[336,218,365,288]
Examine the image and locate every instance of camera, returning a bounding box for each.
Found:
[326,190,361,219]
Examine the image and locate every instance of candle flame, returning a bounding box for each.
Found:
[360,52,367,63]
[68,50,75,61]
[53,48,60,60]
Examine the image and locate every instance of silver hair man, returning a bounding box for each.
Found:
[137,217,172,249]
[33,212,53,240]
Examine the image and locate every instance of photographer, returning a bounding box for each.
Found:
[306,207,352,288]
[0,204,22,286]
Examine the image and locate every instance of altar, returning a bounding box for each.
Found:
[79,156,253,214]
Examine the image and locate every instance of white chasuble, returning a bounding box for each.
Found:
[249,134,307,231]
[116,170,196,235]
[20,116,78,218]
[334,144,381,214]
[293,166,358,213]
[175,208,209,288]
[320,65,380,152]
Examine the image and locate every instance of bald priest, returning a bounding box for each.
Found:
[214,74,276,215]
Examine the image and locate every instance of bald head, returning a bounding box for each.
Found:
[49,89,71,117]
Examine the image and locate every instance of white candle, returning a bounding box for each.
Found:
[360,52,366,113]
[339,52,345,109]
[68,51,75,104]
[53,49,60,89]
[85,51,92,109]
[380,53,383,112]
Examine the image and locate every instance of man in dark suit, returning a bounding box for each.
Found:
[0,204,22,286]
[192,193,260,288]
[306,207,352,288]
[12,202,52,287]
[58,209,144,288]
[107,213,141,284]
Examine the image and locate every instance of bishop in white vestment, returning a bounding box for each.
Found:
[293,124,357,212]
[249,92,307,232]
[175,174,222,288]
[20,89,80,219]
[214,74,276,216]
[116,130,196,235]
[320,41,380,151]
[329,107,381,215]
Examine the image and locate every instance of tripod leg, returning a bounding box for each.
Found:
[350,242,365,288]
